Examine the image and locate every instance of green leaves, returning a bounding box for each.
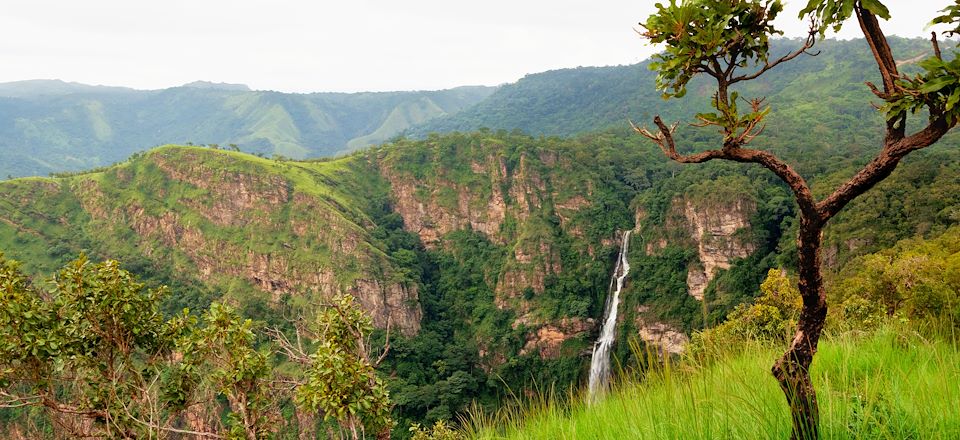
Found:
[641,0,784,99]
[294,293,394,435]
[0,253,177,438]
[800,0,890,35]
[930,0,960,36]
[883,54,960,125]
[919,74,957,94]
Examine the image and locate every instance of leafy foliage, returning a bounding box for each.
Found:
[296,294,393,438]
[886,52,960,125]
[173,303,280,439]
[931,0,960,36]
[641,0,784,98]
[688,268,801,358]
[409,420,466,440]
[0,254,176,438]
[833,226,960,324]
[799,0,890,35]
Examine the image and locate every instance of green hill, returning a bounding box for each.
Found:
[0,121,957,435]
[409,37,934,142]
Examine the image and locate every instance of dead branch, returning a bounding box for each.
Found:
[730,18,819,84]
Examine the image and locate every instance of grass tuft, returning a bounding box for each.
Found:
[468,325,960,439]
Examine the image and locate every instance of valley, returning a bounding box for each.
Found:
[0,32,958,439]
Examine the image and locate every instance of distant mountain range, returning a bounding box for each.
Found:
[0,80,494,177]
[0,37,938,178]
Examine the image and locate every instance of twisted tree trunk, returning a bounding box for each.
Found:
[772,215,828,440]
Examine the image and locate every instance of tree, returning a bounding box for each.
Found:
[0,252,400,439]
[272,293,393,440]
[636,1,959,438]
[0,254,185,438]
[172,303,281,439]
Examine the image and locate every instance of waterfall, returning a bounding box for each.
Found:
[587,230,631,401]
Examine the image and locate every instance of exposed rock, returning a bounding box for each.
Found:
[153,152,290,227]
[508,155,545,219]
[678,197,756,300]
[382,149,593,315]
[380,155,508,246]
[634,306,688,356]
[93,150,426,336]
[556,195,589,230]
[637,322,689,356]
[352,279,421,335]
[125,200,421,335]
[495,235,563,311]
[519,317,595,359]
[74,179,108,221]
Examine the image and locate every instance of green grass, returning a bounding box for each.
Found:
[467,325,960,439]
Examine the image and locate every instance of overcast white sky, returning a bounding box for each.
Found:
[0,1,952,93]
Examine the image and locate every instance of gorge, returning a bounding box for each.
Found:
[0,36,958,436]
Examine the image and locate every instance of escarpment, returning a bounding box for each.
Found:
[0,146,423,335]
[679,197,756,300]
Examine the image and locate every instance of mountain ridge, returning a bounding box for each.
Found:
[0,83,496,178]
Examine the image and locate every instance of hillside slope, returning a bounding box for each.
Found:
[410,37,933,145]
[469,327,960,439]
[0,146,423,333]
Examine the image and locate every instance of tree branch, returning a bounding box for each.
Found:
[857,5,907,143]
[931,32,943,60]
[633,116,817,218]
[817,116,953,220]
[816,7,959,221]
[119,397,224,439]
[730,22,818,84]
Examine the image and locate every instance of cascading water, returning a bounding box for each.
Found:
[587,230,631,401]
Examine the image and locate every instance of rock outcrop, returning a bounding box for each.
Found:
[518,317,595,359]
[380,146,595,312]
[665,196,757,300]
[634,307,689,356]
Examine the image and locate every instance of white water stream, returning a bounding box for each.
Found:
[587,230,631,401]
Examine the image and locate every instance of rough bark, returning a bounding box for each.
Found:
[771,214,827,440]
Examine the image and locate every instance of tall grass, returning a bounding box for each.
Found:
[465,325,960,439]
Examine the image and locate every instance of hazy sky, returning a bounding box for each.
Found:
[0,1,952,93]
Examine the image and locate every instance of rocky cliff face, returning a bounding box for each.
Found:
[679,197,756,300]
[518,317,594,359]
[380,145,595,312]
[628,193,757,354]
[377,138,615,359]
[645,195,756,301]
[2,147,423,335]
[634,306,688,356]
[381,153,511,246]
